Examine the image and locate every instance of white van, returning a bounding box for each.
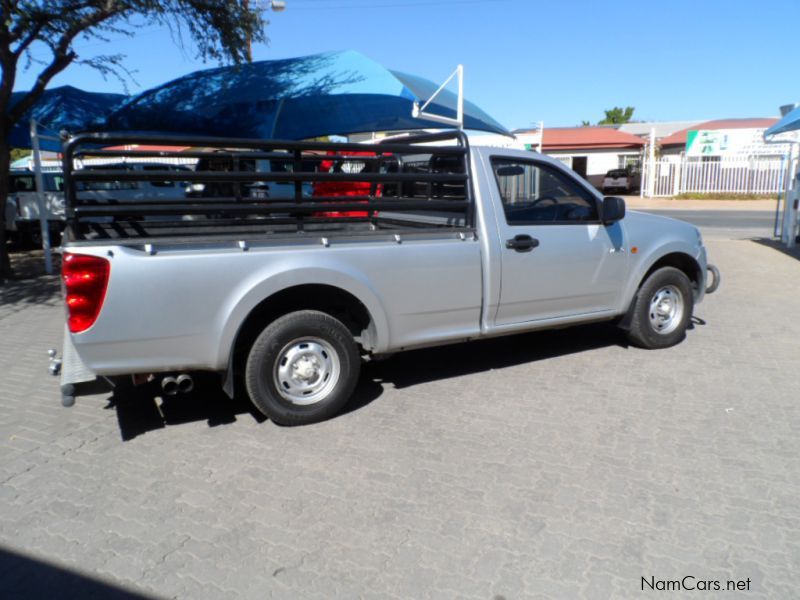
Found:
[5,170,66,247]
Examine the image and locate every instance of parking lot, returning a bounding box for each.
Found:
[1,229,799,598]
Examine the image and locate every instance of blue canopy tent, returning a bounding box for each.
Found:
[764,103,800,247]
[6,86,126,273]
[104,50,509,139]
[764,105,800,139]
[8,85,127,151]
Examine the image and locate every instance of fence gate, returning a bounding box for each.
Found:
[642,156,787,197]
[642,159,677,197]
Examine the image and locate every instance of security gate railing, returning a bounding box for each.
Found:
[642,156,787,197]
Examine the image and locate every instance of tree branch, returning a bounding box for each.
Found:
[7,4,125,125]
[12,20,46,57]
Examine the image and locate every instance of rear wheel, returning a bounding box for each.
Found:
[625,267,693,349]
[245,310,360,426]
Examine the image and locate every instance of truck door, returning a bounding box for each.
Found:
[488,157,628,326]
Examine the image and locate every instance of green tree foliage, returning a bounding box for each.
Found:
[598,106,635,125]
[0,1,269,280]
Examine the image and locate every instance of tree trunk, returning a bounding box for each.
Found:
[0,121,12,282]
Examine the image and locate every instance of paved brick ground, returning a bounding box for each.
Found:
[0,237,798,599]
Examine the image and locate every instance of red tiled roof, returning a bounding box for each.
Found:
[660,118,779,146]
[539,127,645,151]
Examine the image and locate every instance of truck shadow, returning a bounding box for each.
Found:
[108,322,629,439]
[357,321,626,396]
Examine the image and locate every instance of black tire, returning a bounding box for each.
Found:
[625,267,694,349]
[245,310,360,426]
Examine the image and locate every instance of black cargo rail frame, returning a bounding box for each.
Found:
[62,130,475,242]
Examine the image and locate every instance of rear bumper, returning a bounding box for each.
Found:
[58,327,112,406]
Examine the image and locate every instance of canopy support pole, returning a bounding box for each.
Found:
[30,119,53,274]
[412,65,464,129]
[781,143,798,248]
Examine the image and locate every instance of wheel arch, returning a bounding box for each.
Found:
[619,250,702,330]
[641,252,703,294]
[232,283,378,362]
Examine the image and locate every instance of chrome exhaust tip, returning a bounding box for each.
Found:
[161,376,179,396]
[176,374,194,394]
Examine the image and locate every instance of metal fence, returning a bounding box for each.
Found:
[643,156,787,197]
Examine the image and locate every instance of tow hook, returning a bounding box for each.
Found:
[706,264,721,294]
[48,348,62,376]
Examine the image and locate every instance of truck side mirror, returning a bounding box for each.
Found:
[602,196,626,224]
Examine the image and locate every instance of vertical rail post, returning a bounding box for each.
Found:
[646,128,656,198]
[30,119,53,274]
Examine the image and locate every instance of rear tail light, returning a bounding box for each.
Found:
[62,253,110,333]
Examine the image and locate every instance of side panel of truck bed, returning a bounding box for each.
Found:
[70,235,482,375]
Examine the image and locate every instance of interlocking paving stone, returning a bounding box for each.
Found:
[0,238,798,598]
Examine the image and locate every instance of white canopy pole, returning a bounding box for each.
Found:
[646,127,656,198]
[538,120,543,153]
[30,118,53,274]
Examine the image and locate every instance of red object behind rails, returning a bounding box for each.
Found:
[313,151,383,218]
[62,253,110,333]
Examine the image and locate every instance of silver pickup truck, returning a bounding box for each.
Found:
[55,132,718,425]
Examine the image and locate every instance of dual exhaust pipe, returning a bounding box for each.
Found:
[161,374,194,396]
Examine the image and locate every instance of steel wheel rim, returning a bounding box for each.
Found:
[648,285,684,335]
[273,337,341,406]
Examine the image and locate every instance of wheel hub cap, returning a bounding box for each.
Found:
[648,285,684,335]
[274,338,341,406]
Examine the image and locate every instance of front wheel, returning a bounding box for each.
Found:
[245,310,361,426]
[625,267,694,349]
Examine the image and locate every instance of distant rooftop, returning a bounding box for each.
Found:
[618,120,703,139]
[660,118,779,146]
[523,126,645,151]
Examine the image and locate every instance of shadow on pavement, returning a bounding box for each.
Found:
[107,373,265,442]
[0,248,62,311]
[107,322,628,439]
[751,237,800,261]
[0,545,156,600]
[364,321,627,390]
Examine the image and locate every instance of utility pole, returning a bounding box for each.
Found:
[245,0,286,61]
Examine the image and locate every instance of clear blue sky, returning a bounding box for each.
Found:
[12,0,798,130]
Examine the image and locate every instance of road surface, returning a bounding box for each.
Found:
[640,209,777,238]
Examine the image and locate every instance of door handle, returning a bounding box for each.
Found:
[505,234,540,252]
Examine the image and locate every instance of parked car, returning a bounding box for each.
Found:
[55,132,718,426]
[602,168,639,194]
[5,170,66,247]
[77,162,192,203]
[185,153,312,201]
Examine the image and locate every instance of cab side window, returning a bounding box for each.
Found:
[491,159,598,225]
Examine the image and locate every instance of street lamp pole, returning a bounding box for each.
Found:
[244,1,286,61]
